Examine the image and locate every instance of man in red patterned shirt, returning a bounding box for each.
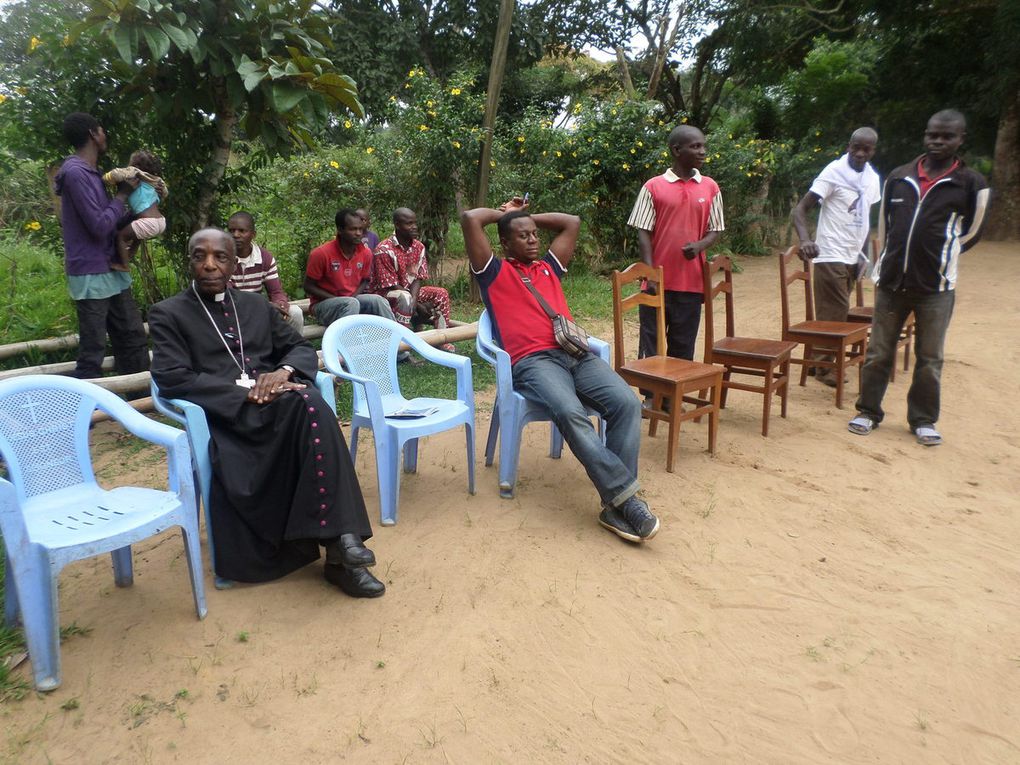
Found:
[372,207,454,351]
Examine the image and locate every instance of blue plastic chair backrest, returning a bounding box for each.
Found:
[328,317,403,398]
[0,380,97,504]
[478,310,496,348]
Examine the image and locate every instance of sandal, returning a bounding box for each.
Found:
[914,426,943,446]
[847,415,878,435]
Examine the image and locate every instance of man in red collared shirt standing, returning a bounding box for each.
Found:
[628,125,725,362]
[303,208,394,327]
[460,198,659,543]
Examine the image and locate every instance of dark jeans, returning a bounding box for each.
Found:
[513,349,641,509]
[855,287,955,429]
[638,289,702,361]
[72,288,150,378]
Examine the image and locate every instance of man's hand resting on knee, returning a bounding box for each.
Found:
[248,368,307,405]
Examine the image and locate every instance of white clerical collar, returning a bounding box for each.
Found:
[663,167,703,183]
[236,242,263,268]
[191,280,227,301]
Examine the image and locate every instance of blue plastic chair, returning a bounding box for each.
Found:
[475,309,609,499]
[150,371,337,589]
[0,375,207,691]
[321,315,475,525]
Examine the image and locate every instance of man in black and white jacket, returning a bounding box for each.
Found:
[847,109,990,447]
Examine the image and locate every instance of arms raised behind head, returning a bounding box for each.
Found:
[460,201,582,270]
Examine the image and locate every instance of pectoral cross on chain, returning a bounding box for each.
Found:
[235,372,256,389]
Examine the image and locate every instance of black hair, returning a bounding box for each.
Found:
[335,208,361,231]
[228,210,255,229]
[62,112,100,149]
[129,149,162,176]
[498,209,531,241]
[667,123,704,149]
[930,109,967,129]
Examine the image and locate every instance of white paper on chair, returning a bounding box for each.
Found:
[385,406,440,419]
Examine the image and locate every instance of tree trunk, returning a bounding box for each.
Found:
[986,87,1019,240]
[614,47,637,99]
[194,80,236,230]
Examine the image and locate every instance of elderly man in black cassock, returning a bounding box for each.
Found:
[149,227,385,598]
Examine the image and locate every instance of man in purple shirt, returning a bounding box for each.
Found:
[54,112,150,378]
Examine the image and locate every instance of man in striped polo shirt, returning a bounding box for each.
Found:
[227,211,304,330]
[628,125,725,366]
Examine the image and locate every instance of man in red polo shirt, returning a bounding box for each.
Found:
[303,208,394,327]
[460,198,659,543]
[628,125,725,363]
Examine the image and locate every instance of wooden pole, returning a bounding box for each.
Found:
[2,323,480,396]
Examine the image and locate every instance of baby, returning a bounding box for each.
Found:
[103,150,167,271]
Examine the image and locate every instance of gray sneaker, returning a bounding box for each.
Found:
[598,506,641,543]
[618,496,660,540]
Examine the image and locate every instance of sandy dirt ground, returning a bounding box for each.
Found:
[2,242,1019,764]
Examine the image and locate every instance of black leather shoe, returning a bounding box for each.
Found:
[324,564,386,598]
[326,534,376,568]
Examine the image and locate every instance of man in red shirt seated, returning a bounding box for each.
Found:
[303,208,394,327]
[460,198,659,542]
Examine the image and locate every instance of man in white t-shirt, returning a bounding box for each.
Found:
[792,127,881,387]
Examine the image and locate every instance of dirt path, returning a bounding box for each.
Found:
[3,242,1019,764]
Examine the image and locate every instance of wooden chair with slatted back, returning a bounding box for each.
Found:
[703,255,798,437]
[847,239,913,382]
[610,262,723,472]
[779,246,869,409]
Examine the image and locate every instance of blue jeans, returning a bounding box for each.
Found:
[856,287,955,429]
[312,294,394,327]
[513,349,641,508]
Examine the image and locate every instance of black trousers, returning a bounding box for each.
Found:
[638,289,703,361]
[72,288,150,378]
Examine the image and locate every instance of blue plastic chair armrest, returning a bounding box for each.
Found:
[313,371,338,416]
[332,369,388,431]
[589,336,610,362]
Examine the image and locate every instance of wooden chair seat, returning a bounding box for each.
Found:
[712,336,798,360]
[846,305,873,322]
[612,262,723,472]
[779,247,868,409]
[704,256,796,436]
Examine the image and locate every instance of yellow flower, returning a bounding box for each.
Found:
[571,151,577,157]
[555,151,561,157]
[622,162,630,170]
[450,88,461,95]
[661,151,668,158]
[657,120,664,126]
[408,69,416,77]
[366,147,374,154]
[490,160,496,168]
[611,108,617,115]
[344,120,352,129]
[24,220,41,231]
[644,163,650,168]
[680,116,687,123]
[426,100,434,107]
[389,95,397,102]
[0,94,6,104]
[592,159,600,166]
[630,148,636,154]
[303,172,310,178]
[814,147,821,152]
[395,149,403,155]
[62,35,70,46]
[542,150,547,156]
[427,110,437,117]
[557,173,564,179]
[746,172,752,177]
[452,141,461,149]
[517,136,525,142]
[419,124,429,131]
[29,36,42,52]
[637,141,644,147]
[329,160,339,169]
[14,87,27,96]
[312,161,320,168]
[404,83,411,89]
